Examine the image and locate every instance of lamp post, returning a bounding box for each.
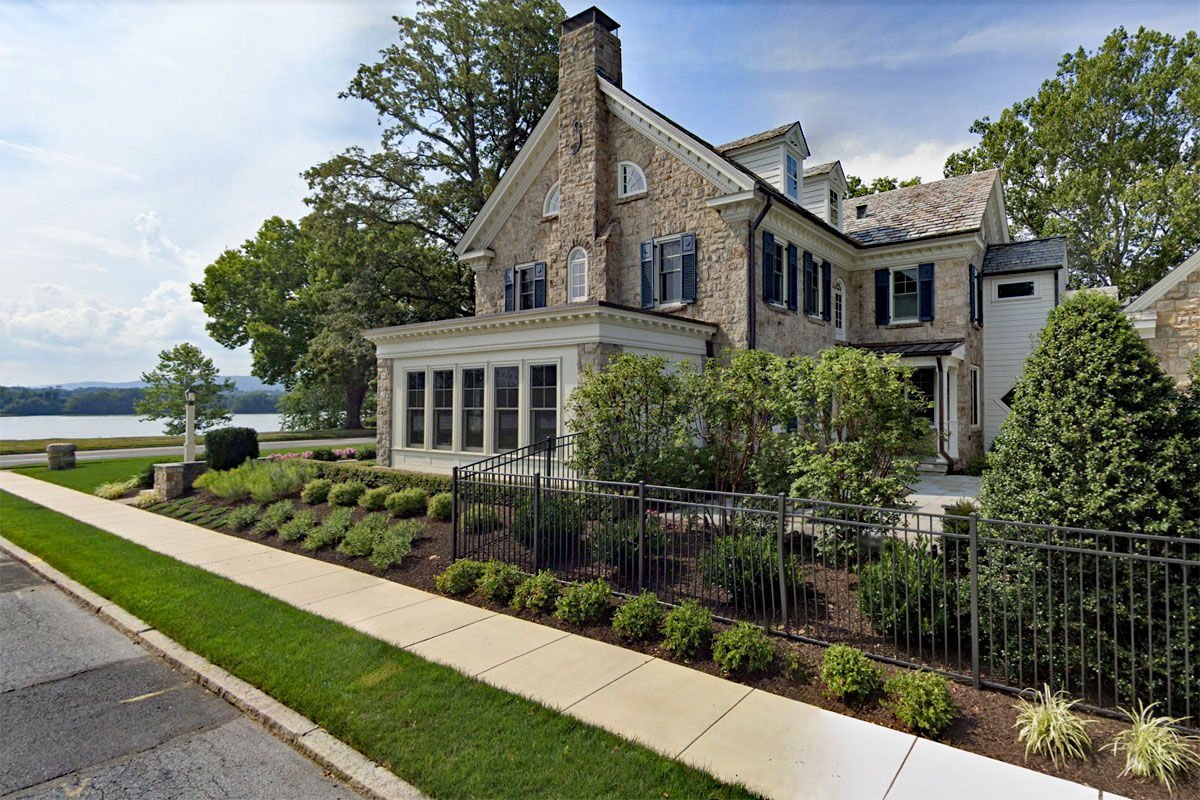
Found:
[184,387,197,462]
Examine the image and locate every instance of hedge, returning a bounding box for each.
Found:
[306,459,452,495]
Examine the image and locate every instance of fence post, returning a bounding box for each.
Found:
[451,466,459,562]
[969,511,980,690]
[777,493,788,634]
[638,481,646,591]
[544,437,552,477]
[533,472,542,572]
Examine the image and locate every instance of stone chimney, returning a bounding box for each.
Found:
[557,7,621,303]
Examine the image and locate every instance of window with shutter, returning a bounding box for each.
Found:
[504,268,514,312]
[680,233,697,303]
[917,262,934,322]
[640,242,653,308]
[874,269,890,325]
[786,244,798,311]
[803,252,816,315]
[761,231,775,305]
[969,264,977,323]
[821,261,832,322]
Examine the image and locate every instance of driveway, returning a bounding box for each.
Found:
[907,474,981,516]
[0,551,357,800]
[0,437,374,468]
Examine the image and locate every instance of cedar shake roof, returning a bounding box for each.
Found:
[716,123,797,152]
[982,236,1067,275]
[803,161,838,177]
[841,170,1000,246]
[856,339,964,356]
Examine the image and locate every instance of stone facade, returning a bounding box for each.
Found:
[376,358,394,468]
[577,341,622,376]
[154,461,208,500]
[1143,271,1199,387]
[46,443,76,470]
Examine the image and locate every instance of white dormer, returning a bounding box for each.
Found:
[801,160,848,231]
[716,122,810,201]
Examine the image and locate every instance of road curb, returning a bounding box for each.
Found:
[0,534,426,800]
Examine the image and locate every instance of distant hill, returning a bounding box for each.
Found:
[37,376,280,392]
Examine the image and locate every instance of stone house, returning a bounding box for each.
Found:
[1125,247,1200,387]
[364,6,1067,474]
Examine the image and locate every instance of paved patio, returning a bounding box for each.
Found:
[908,474,981,516]
[0,471,1125,800]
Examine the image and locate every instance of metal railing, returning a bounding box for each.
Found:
[452,435,1200,723]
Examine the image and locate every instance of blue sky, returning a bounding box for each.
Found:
[1,0,1196,386]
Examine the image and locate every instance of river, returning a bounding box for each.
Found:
[0,414,285,441]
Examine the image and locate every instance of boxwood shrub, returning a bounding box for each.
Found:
[204,427,259,471]
[385,488,427,518]
[328,481,367,507]
[309,460,452,495]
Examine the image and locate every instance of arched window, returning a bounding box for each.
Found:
[617,161,646,198]
[568,247,587,302]
[543,181,560,217]
[834,279,846,340]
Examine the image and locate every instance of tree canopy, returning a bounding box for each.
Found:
[135,343,235,436]
[945,27,1200,298]
[844,175,921,198]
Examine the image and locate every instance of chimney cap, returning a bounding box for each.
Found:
[561,6,619,35]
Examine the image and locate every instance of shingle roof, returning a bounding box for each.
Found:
[981,236,1067,275]
[716,123,797,153]
[803,161,837,177]
[856,340,964,356]
[840,171,999,246]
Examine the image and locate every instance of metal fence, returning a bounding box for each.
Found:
[452,434,1200,723]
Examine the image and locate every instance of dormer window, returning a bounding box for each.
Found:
[856,203,867,219]
[829,189,839,226]
[617,161,646,198]
[542,181,560,217]
[786,154,799,199]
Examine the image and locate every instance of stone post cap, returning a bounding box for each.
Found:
[46,443,77,453]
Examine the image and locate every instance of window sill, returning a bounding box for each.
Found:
[805,313,827,324]
[616,191,647,205]
[541,213,559,221]
[886,320,924,328]
[656,302,687,313]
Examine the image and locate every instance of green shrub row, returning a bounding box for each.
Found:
[308,460,452,495]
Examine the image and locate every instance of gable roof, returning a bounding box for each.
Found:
[982,236,1066,276]
[803,161,837,178]
[717,123,797,153]
[841,171,1000,246]
[1125,248,1200,312]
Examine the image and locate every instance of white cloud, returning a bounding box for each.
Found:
[0,138,141,181]
[818,136,976,185]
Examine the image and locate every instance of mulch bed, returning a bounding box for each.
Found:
[151,486,1196,800]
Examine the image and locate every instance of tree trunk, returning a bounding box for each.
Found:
[344,382,367,430]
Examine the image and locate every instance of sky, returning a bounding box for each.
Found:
[1,0,1196,387]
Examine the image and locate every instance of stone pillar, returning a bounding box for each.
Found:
[376,358,393,468]
[153,462,208,500]
[46,443,76,470]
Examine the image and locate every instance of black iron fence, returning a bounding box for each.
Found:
[452,435,1200,723]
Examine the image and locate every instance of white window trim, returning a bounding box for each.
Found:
[834,279,846,340]
[768,238,789,310]
[652,233,684,308]
[401,368,428,450]
[969,366,981,428]
[542,181,560,218]
[567,246,588,303]
[459,364,487,453]
[491,362,522,453]
[617,161,647,199]
[828,188,840,227]
[805,255,824,319]
[890,265,920,323]
[429,365,457,452]
[992,278,1039,301]
[527,361,561,444]
[785,153,799,200]
[514,261,539,311]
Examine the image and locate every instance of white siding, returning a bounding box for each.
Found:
[728,143,784,193]
[802,175,829,221]
[981,270,1059,448]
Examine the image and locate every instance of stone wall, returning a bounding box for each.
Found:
[154,461,208,500]
[376,358,394,468]
[1144,271,1200,387]
[577,342,622,376]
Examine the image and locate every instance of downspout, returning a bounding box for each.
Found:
[935,356,955,472]
[747,192,773,350]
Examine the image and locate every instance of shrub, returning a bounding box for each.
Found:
[94,477,138,499]
[960,455,990,476]
[435,559,486,595]
[356,445,377,461]
[195,460,317,503]
[699,531,802,610]
[369,520,422,569]
[858,538,964,645]
[309,460,451,495]
[661,600,713,660]
[385,488,427,518]
[819,645,883,702]
[131,491,163,509]
[338,513,390,557]
[460,505,502,536]
[328,481,367,507]
[310,447,336,462]
[277,508,318,541]
[252,499,295,536]
[301,478,333,505]
[554,579,611,625]
[938,499,978,574]
[1104,703,1200,791]
[204,427,259,471]
[612,592,664,641]
[1013,685,1093,766]
[476,560,523,603]
[428,492,453,521]
[137,463,156,489]
[224,504,260,531]
[884,670,957,738]
[358,486,391,511]
[589,516,667,573]
[302,506,353,551]
[511,492,585,555]
[510,570,560,613]
[712,622,775,675]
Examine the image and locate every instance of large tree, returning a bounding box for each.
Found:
[135,343,234,435]
[844,175,921,198]
[945,27,1200,298]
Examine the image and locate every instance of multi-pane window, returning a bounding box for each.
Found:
[912,367,936,425]
[834,279,845,338]
[771,242,785,304]
[405,371,425,447]
[618,161,646,197]
[432,370,453,450]
[970,368,981,427]
[543,182,560,217]
[493,366,519,452]
[568,247,587,302]
[518,267,536,311]
[806,256,820,315]
[829,189,839,226]
[529,365,557,444]
[892,267,919,320]
[658,238,683,304]
[786,154,799,198]
[461,368,484,452]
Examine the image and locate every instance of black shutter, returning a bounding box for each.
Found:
[918,262,934,322]
[533,261,546,309]
[875,268,890,325]
[977,267,984,326]
[803,251,815,314]
[504,268,514,312]
[681,233,697,303]
[822,261,832,322]
[969,264,977,323]
[762,231,775,305]
[640,242,653,308]
[786,244,798,311]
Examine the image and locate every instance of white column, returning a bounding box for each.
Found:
[184,389,196,462]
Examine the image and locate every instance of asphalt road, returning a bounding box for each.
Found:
[0,551,358,800]
[0,438,374,468]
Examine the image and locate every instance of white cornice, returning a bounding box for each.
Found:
[763,205,858,265]
[1125,248,1200,312]
[851,233,983,270]
[706,190,762,225]
[458,249,495,273]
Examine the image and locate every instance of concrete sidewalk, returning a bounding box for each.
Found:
[0,471,1123,800]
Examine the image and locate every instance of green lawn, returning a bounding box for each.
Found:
[0,492,752,800]
[0,429,375,455]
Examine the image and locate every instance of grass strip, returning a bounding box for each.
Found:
[1,429,375,455]
[0,491,751,800]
